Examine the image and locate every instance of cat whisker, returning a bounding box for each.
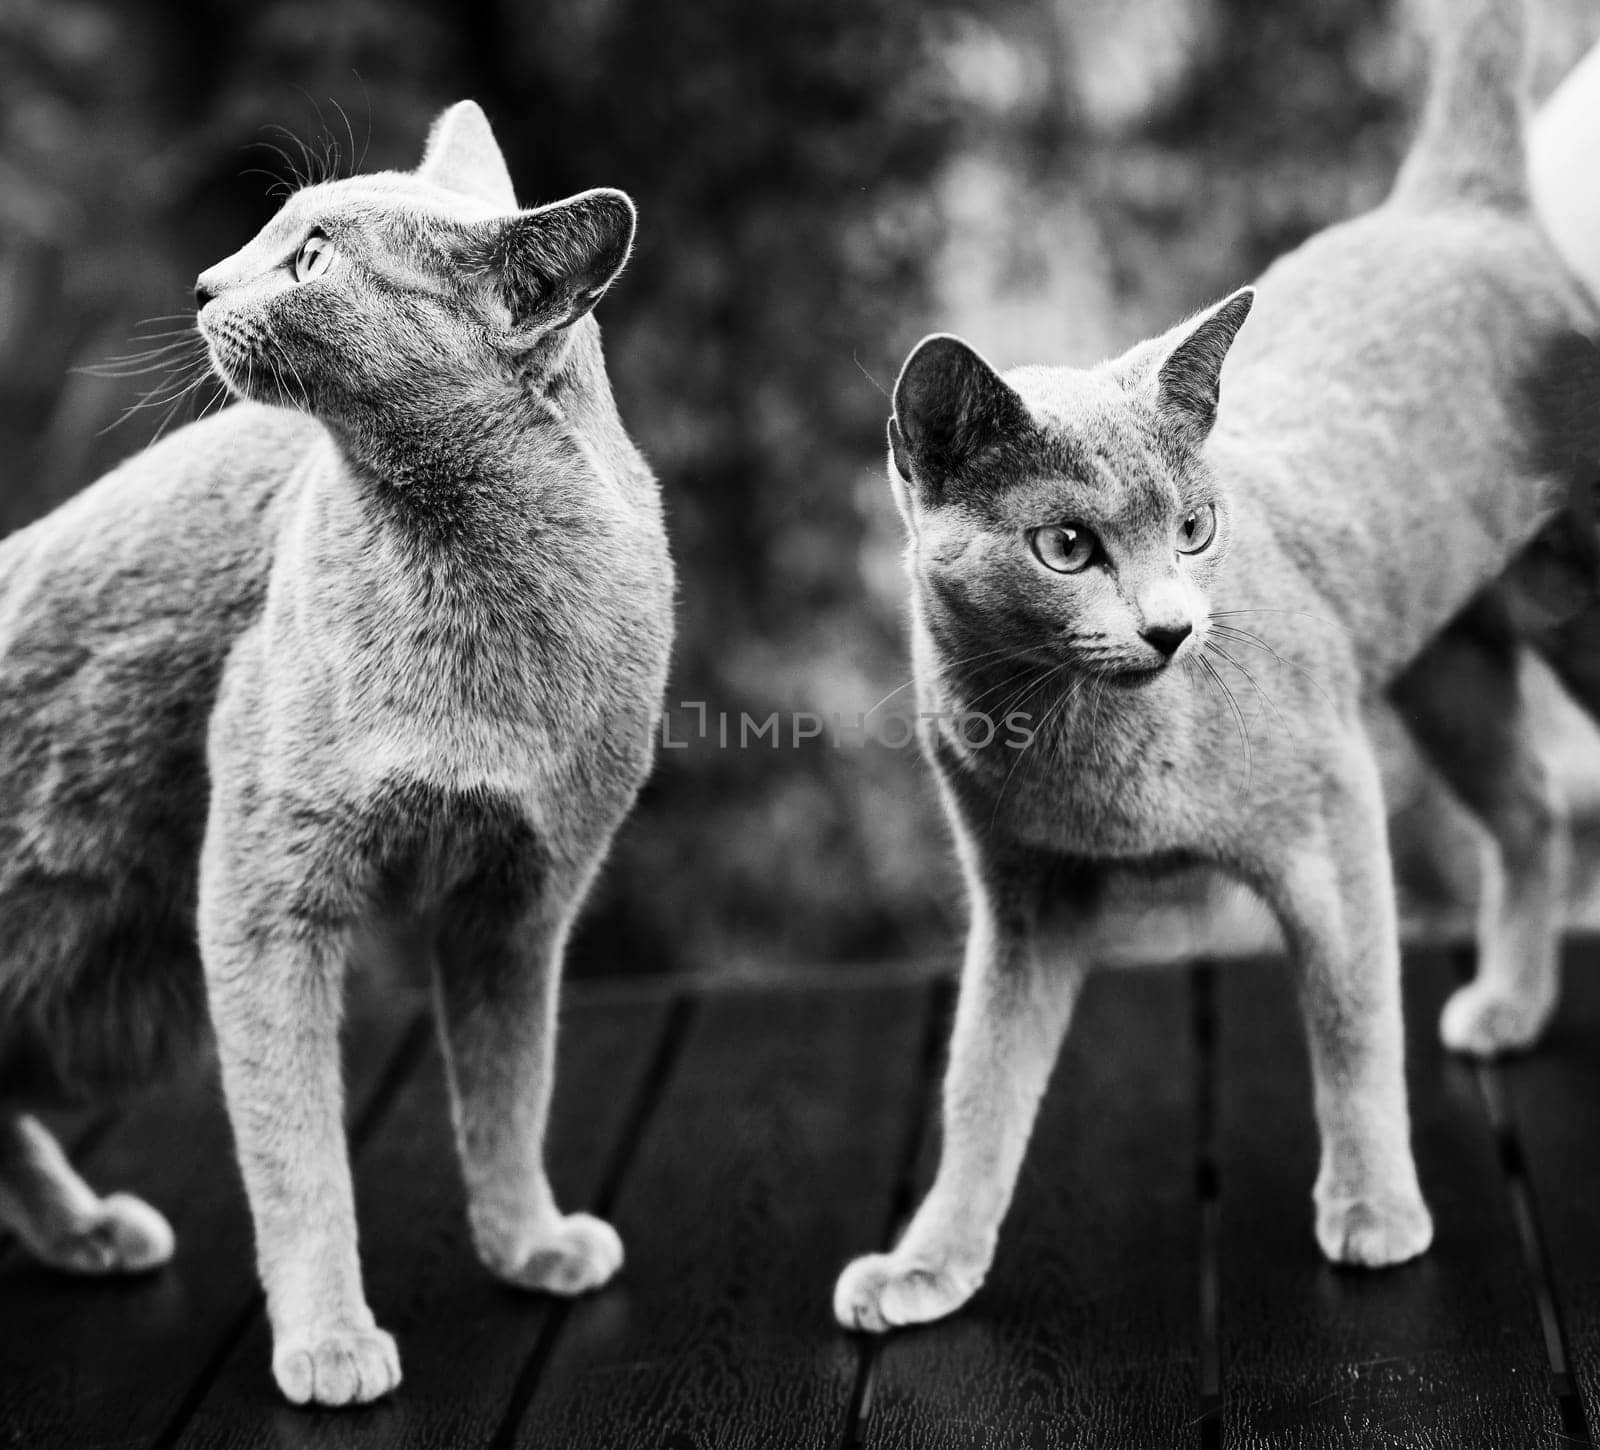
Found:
[1193,651,1253,797]
[98,358,213,437]
[77,339,205,379]
[986,664,1084,836]
[862,643,1018,722]
[190,378,230,433]
[1208,607,1353,635]
[964,656,1064,726]
[114,323,201,344]
[131,311,198,328]
[263,124,317,190]
[150,374,218,446]
[330,96,362,181]
[1204,640,1293,740]
[240,164,295,199]
[291,88,343,184]
[989,659,1070,732]
[253,131,309,191]
[351,73,374,174]
[266,333,312,411]
[1208,622,1341,717]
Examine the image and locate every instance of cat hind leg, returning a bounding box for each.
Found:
[0,1111,173,1273]
[432,857,625,1301]
[1394,600,1565,1057]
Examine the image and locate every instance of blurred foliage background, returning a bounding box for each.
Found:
[2,0,1598,977]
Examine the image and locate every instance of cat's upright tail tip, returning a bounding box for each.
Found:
[1389,0,1530,214]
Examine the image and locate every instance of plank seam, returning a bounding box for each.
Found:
[484,991,697,1450]
[1475,1057,1595,1448]
[1192,960,1223,1450]
[838,974,954,1450]
[1450,943,1594,1448]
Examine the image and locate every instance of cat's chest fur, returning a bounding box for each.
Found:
[924,650,1309,862]
[221,416,672,861]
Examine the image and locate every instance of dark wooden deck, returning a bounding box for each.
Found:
[7,945,1600,1449]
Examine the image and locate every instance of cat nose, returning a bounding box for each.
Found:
[194,279,215,311]
[1141,622,1192,658]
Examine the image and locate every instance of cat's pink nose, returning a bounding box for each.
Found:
[194,280,215,311]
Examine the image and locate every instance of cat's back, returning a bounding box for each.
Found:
[0,404,320,958]
[1,402,317,644]
[1210,201,1597,681]
[1227,201,1588,426]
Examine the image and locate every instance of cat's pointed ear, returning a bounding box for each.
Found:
[465,189,637,339]
[1154,287,1254,445]
[417,100,517,210]
[891,334,1028,508]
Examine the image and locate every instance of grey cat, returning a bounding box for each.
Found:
[835,0,1600,1334]
[0,101,672,1406]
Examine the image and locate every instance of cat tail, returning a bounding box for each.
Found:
[1389,0,1529,213]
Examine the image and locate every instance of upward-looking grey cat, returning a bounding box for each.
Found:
[835,0,1599,1333]
[0,102,672,1406]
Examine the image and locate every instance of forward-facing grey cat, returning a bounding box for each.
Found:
[0,102,672,1405]
[835,0,1599,1333]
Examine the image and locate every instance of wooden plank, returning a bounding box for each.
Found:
[509,981,932,1450]
[1215,951,1558,1447]
[168,993,675,1450]
[0,988,426,1450]
[860,966,1201,1450]
[1500,934,1600,1432]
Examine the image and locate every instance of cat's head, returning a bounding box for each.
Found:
[194,101,634,423]
[888,290,1253,682]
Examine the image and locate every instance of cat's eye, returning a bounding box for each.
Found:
[1029,523,1097,574]
[293,231,337,284]
[1177,504,1217,554]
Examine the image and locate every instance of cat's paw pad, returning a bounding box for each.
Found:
[833,1249,986,1332]
[1440,983,1554,1058]
[41,1192,175,1275]
[273,1325,401,1407]
[1316,1191,1433,1268]
[489,1212,624,1296]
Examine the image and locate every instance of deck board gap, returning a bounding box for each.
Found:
[145,1295,264,1450]
[1191,961,1223,1450]
[348,1008,434,1149]
[837,976,951,1450]
[1474,1053,1593,1445]
[484,992,696,1450]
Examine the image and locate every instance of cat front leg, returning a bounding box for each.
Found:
[432,868,622,1298]
[199,852,397,1408]
[1251,732,1433,1268]
[834,854,1086,1331]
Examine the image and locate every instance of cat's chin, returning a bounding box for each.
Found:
[1105,663,1171,689]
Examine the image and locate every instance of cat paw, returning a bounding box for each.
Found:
[833,1248,987,1332]
[273,1325,401,1407]
[38,1192,175,1275]
[486,1212,624,1296]
[1316,1190,1433,1268]
[1440,983,1554,1058]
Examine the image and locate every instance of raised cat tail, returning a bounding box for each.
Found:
[1390,0,1529,213]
